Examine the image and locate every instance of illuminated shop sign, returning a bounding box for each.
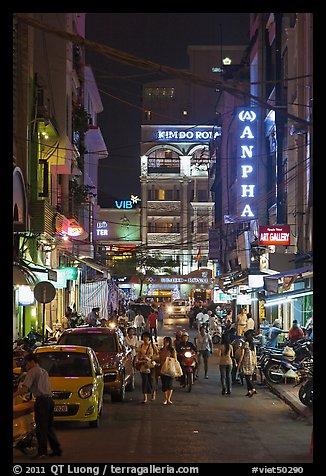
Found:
[67,219,84,237]
[96,221,109,237]
[114,195,141,209]
[237,109,258,220]
[259,225,290,246]
[155,126,221,142]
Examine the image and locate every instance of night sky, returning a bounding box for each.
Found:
[85,13,250,205]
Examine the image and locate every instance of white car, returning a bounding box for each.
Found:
[166,300,187,318]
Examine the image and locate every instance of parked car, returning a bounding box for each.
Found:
[34,345,104,428]
[57,326,135,402]
[166,300,187,318]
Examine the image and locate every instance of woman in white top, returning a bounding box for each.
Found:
[194,326,213,379]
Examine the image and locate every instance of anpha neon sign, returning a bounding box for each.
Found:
[237,108,258,219]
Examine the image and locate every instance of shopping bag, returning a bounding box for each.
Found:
[174,358,183,378]
[161,357,177,377]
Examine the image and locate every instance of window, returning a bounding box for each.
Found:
[197,189,208,202]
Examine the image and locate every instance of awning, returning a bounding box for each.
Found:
[62,251,110,276]
[263,265,313,281]
[13,265,38,285]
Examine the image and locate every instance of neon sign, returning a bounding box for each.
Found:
[237,108,258,220]
[114,194,141,209]
[155,126,221,142]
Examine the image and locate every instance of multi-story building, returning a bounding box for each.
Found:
[13,13,108,338]
[210,13,313,328]
[140,45,246,300]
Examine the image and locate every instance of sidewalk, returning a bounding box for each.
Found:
[261,377,313,424]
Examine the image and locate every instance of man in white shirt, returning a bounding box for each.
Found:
[245,312,255,332]
[133,312,145,340]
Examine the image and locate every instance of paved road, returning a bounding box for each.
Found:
[13,319,313,465]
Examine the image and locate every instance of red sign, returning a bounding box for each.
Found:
[67,219,84,237]
[259,225,290,246]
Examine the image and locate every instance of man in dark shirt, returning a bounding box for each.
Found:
[176,332,198,383]
[13,353,62,459]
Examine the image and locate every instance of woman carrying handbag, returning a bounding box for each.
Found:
[135,332,159,403]
[158,336,177,405]
[237,330,257,397]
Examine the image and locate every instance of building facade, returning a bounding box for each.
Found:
[210,13,313,329]
[13,13,108,338]
[140,45,246,300]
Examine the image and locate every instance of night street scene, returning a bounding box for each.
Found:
[12,12,315,474]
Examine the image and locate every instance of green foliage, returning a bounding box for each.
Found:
[69,178,96,209]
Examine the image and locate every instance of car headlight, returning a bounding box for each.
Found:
[79,384,94,399]
[181,307,185,312]
[167,306,173,313]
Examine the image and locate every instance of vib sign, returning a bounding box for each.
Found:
[237,108,258,220]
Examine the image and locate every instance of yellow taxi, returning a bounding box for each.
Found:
[34,345,104,427]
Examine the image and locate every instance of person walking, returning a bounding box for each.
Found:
[147,309,158,342]
[134,311,146,340]
[237,330,257,397]
[216,332,234,395]
[157,305,164,330]
[158,336,177,404]
[125,326,138,366]
[236,307,247,336]
[194,325,213,378]
[244,312,255,333]
[13,352,62,458]
[135,331,158,403]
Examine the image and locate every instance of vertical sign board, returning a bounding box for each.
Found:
[237,108,258,220]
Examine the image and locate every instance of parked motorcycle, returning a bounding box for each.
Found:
[261,352,313,384]
[298,376,313,408]
[13,368,37,456]
[258,340,313,384]
[178,349,197,392]
[294,363,313,408]
[13,399,37,456]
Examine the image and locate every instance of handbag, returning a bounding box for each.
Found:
[161,356,182,378]
[174,358,183,377]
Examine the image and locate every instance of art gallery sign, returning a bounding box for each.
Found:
[258,225,291,246]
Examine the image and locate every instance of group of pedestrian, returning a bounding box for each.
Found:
[216,329,257,397]
[136,332,175,404]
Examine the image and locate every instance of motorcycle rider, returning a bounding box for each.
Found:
[176,331,198,384]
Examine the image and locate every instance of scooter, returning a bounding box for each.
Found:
[295,364,313,408]
[262,354,313,384]
[13,369,37,456]
[13,399,37,456]
[298,376,313,408]
[178,349,197,392]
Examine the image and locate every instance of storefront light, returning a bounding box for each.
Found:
[18,286,35,306]
[264,290,313,307]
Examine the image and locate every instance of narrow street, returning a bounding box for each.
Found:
[13,320,313,465]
